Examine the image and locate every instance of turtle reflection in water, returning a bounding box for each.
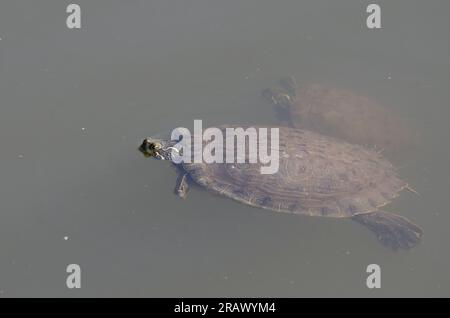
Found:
[139,126,422,250]
[263,76,414,153]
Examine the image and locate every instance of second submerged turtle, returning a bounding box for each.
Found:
[263,76,413,153]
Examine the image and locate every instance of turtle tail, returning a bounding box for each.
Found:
[352,211,423,250]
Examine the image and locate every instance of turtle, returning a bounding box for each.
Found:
[138,125,422,250]
[262,76,413,153]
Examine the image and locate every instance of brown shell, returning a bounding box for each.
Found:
[288,84,413,152]
[182,126,407,217]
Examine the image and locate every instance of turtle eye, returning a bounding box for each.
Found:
[152,142,162,150]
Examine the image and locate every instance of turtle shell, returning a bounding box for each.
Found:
[182,126,407,217]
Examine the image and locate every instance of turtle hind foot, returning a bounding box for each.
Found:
[352,211,423,250]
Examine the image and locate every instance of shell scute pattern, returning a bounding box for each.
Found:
[182,126,406,217]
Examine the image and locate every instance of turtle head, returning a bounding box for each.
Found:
[262,87,293,107]
[262,76,297,108]
[262,76,298,124]
[138,138,178,161]
[262,87,295,123]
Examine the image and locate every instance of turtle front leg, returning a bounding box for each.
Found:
[174,172,190,199]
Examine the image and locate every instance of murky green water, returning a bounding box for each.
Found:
[0,0,449,297]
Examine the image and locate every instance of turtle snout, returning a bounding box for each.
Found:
[138,139,152,157]
[138,139,164,158]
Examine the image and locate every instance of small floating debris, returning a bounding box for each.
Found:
[63,236,69,241]
[18,154,24,159]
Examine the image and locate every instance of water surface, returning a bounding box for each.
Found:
[0,0,449,297]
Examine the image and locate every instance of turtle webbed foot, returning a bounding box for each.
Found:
[352,211,423,250]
